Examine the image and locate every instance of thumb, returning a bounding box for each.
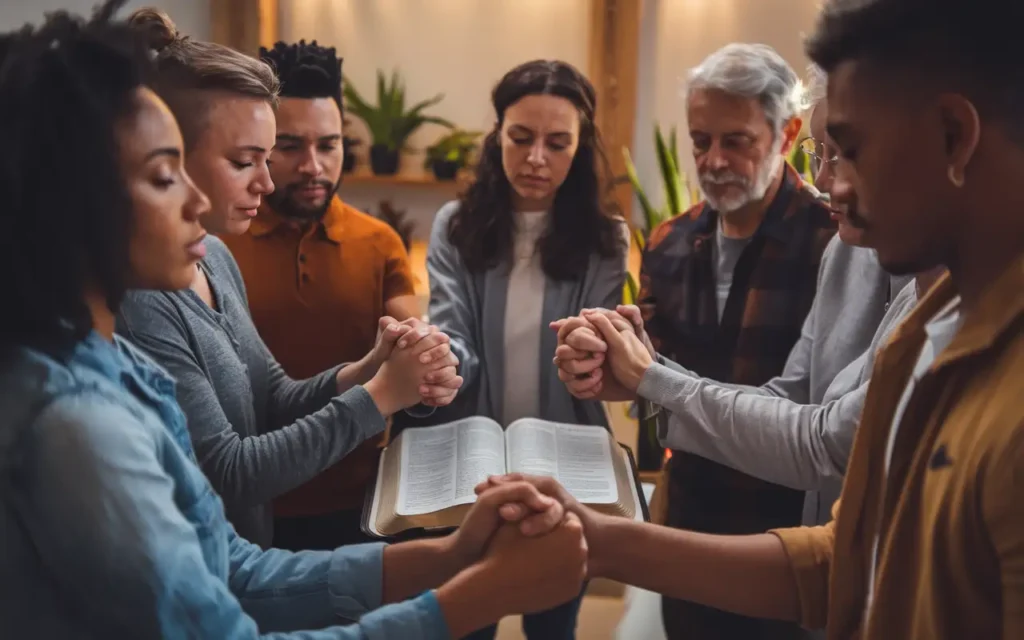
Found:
[378,315,399,332]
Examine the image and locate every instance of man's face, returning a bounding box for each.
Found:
[826,61,962,275]
[688,88,794,213]
[266,96,343,220]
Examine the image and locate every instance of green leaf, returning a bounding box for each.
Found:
[655,126,682,219]
[624,272,640,305]
[623,147,660,233]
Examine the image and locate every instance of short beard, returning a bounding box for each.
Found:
[700,136,784,213]
[266,177,340,221]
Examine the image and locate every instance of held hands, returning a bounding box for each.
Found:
[364,316,463,415]
[549,305,656,400]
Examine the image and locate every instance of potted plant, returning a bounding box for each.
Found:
[374,199,415,251]
[343,69,454,175]
[424,129,481,180]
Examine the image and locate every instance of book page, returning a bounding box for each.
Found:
[396,418,506,516]
[506,419,618,504]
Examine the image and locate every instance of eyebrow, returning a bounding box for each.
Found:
[144,147,181,161]
[508,125,572,138]
[236,145,269,154]
[275,134,342,143]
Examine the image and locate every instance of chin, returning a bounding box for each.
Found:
[876,253,929,277]
[225,218,253,236]
[837,223,868,248]
[513,185,552,205]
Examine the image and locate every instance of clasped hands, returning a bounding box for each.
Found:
[361,316,463,414]
[549,305,657,401]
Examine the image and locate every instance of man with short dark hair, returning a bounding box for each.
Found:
[499,1,1024,638]
[223,41,425,550]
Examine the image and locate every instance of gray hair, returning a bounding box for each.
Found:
[686,43,804,134]
[804,63,828,110]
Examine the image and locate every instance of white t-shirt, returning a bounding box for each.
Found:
[502,210,548,425]
[864,296,963,619]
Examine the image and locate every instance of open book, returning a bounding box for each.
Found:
[363,416,648,538]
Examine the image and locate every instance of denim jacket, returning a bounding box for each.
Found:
[0,333,449,638]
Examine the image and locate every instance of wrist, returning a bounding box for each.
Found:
[363,375,400,417]
[585,512,621,580]
[435,562,506,638]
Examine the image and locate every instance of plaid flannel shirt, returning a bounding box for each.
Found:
[640,166,836,639]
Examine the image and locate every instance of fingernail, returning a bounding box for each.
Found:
[420,354,430,363]
[397,341,406,348]
[387,324,398,332]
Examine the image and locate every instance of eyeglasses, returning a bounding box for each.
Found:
[799,137,839,174]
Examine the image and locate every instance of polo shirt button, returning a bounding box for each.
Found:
[298,254,306,263]
[301,273,310,283]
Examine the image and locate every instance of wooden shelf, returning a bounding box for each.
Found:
[343,171,465,187]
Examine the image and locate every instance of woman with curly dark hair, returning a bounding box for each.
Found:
[426,59,628,640]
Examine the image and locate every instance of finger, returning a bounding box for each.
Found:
[558,363,603,384]
[567,380,602,400]
[377,323,409,347]
[584,312,630,349]
[399,317,427,329]
[556,317,595,344]
[499,503,526,522]
[424,365,462,385]
[615,304,644,329]
[476,482,556,516]
[419,376,463,397]
[417,340,451,363]
[555,355,603,376]
[564,327,606,353]
[554,343,593,362]
[378,315,399,332]
[423,351,459,372]
[518,498,565,536]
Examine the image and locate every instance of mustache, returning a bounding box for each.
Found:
[285,179,335,193]
[700,171,749,187]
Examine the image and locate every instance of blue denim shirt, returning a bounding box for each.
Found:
[0,333,450,638]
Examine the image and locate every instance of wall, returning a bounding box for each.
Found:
[0,0,209,39]
[280,0,593,240]
[630,0,820,215]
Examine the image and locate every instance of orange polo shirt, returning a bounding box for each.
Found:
[222,196,416,517]
[770,257,1024,639]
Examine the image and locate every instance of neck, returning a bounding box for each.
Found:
[947,232,1023,315]
[512,194,554,213]
[84,289,116,342]
[719,166,783,239]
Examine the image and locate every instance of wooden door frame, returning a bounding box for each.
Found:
[210,0,279,54]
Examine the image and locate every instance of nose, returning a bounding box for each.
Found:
[830,167,854,209]
[813,160,834,195]
[185,175,212,221]
[297,147,323,179]
[704,140,730,172]
[527,140,547,167]
[252,160,275,196]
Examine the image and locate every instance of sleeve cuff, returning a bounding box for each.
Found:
[637,361,697,406]
[342,386,388,438]
[355,590,452,640]
[327,541,388,619]
[768,526,833,630]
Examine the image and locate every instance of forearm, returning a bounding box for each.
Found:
[335,357,375,394]
[592,518,800,622]
[639,362,854,489]
[382,536,464,605]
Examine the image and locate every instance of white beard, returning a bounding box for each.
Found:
[700,137,784,213]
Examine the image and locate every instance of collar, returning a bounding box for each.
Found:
[692,163,809,243]
[71,332,176,397]
[249,195,349,244]
[892,253,1024,368]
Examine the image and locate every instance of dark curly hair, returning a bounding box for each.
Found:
[448,60,624,280]
[806,0,1023,141]
[259,40,343,113]
[0,0,153,354]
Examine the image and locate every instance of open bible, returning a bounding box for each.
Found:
[362,416,649,539]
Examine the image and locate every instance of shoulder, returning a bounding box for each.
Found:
[431,200,461,234]
[343,204,409,255]
[645,201,706,254]
[117,289,188,340]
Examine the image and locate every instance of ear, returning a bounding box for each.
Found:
[936,93,981,183]
[779,117,803,155]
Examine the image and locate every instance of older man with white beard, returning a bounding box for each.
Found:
[634,44,837,640]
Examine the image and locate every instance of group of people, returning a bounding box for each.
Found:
[1,0,1022,639]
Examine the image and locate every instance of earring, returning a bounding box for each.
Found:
[947,165,965,188]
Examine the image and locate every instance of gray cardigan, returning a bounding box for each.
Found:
[116,236,385,547]
[637,237,915,525]
[427,201,627,427]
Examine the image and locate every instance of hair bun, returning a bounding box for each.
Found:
[128,7,179,52]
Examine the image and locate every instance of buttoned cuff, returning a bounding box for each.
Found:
[327,542,388,619]
[769,525,833,630]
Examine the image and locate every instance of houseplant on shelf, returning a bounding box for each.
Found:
[374,199,415,251]
[343,69,454,176]
[423,129,481,180]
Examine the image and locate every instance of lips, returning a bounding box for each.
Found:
[186,233,208,259]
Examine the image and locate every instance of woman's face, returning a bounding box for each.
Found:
[186,95,276,235]
[119,87,210,291]
[499,94,581,211]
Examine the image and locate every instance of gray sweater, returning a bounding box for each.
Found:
[638,237,915,525]
[116,236,385,547]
